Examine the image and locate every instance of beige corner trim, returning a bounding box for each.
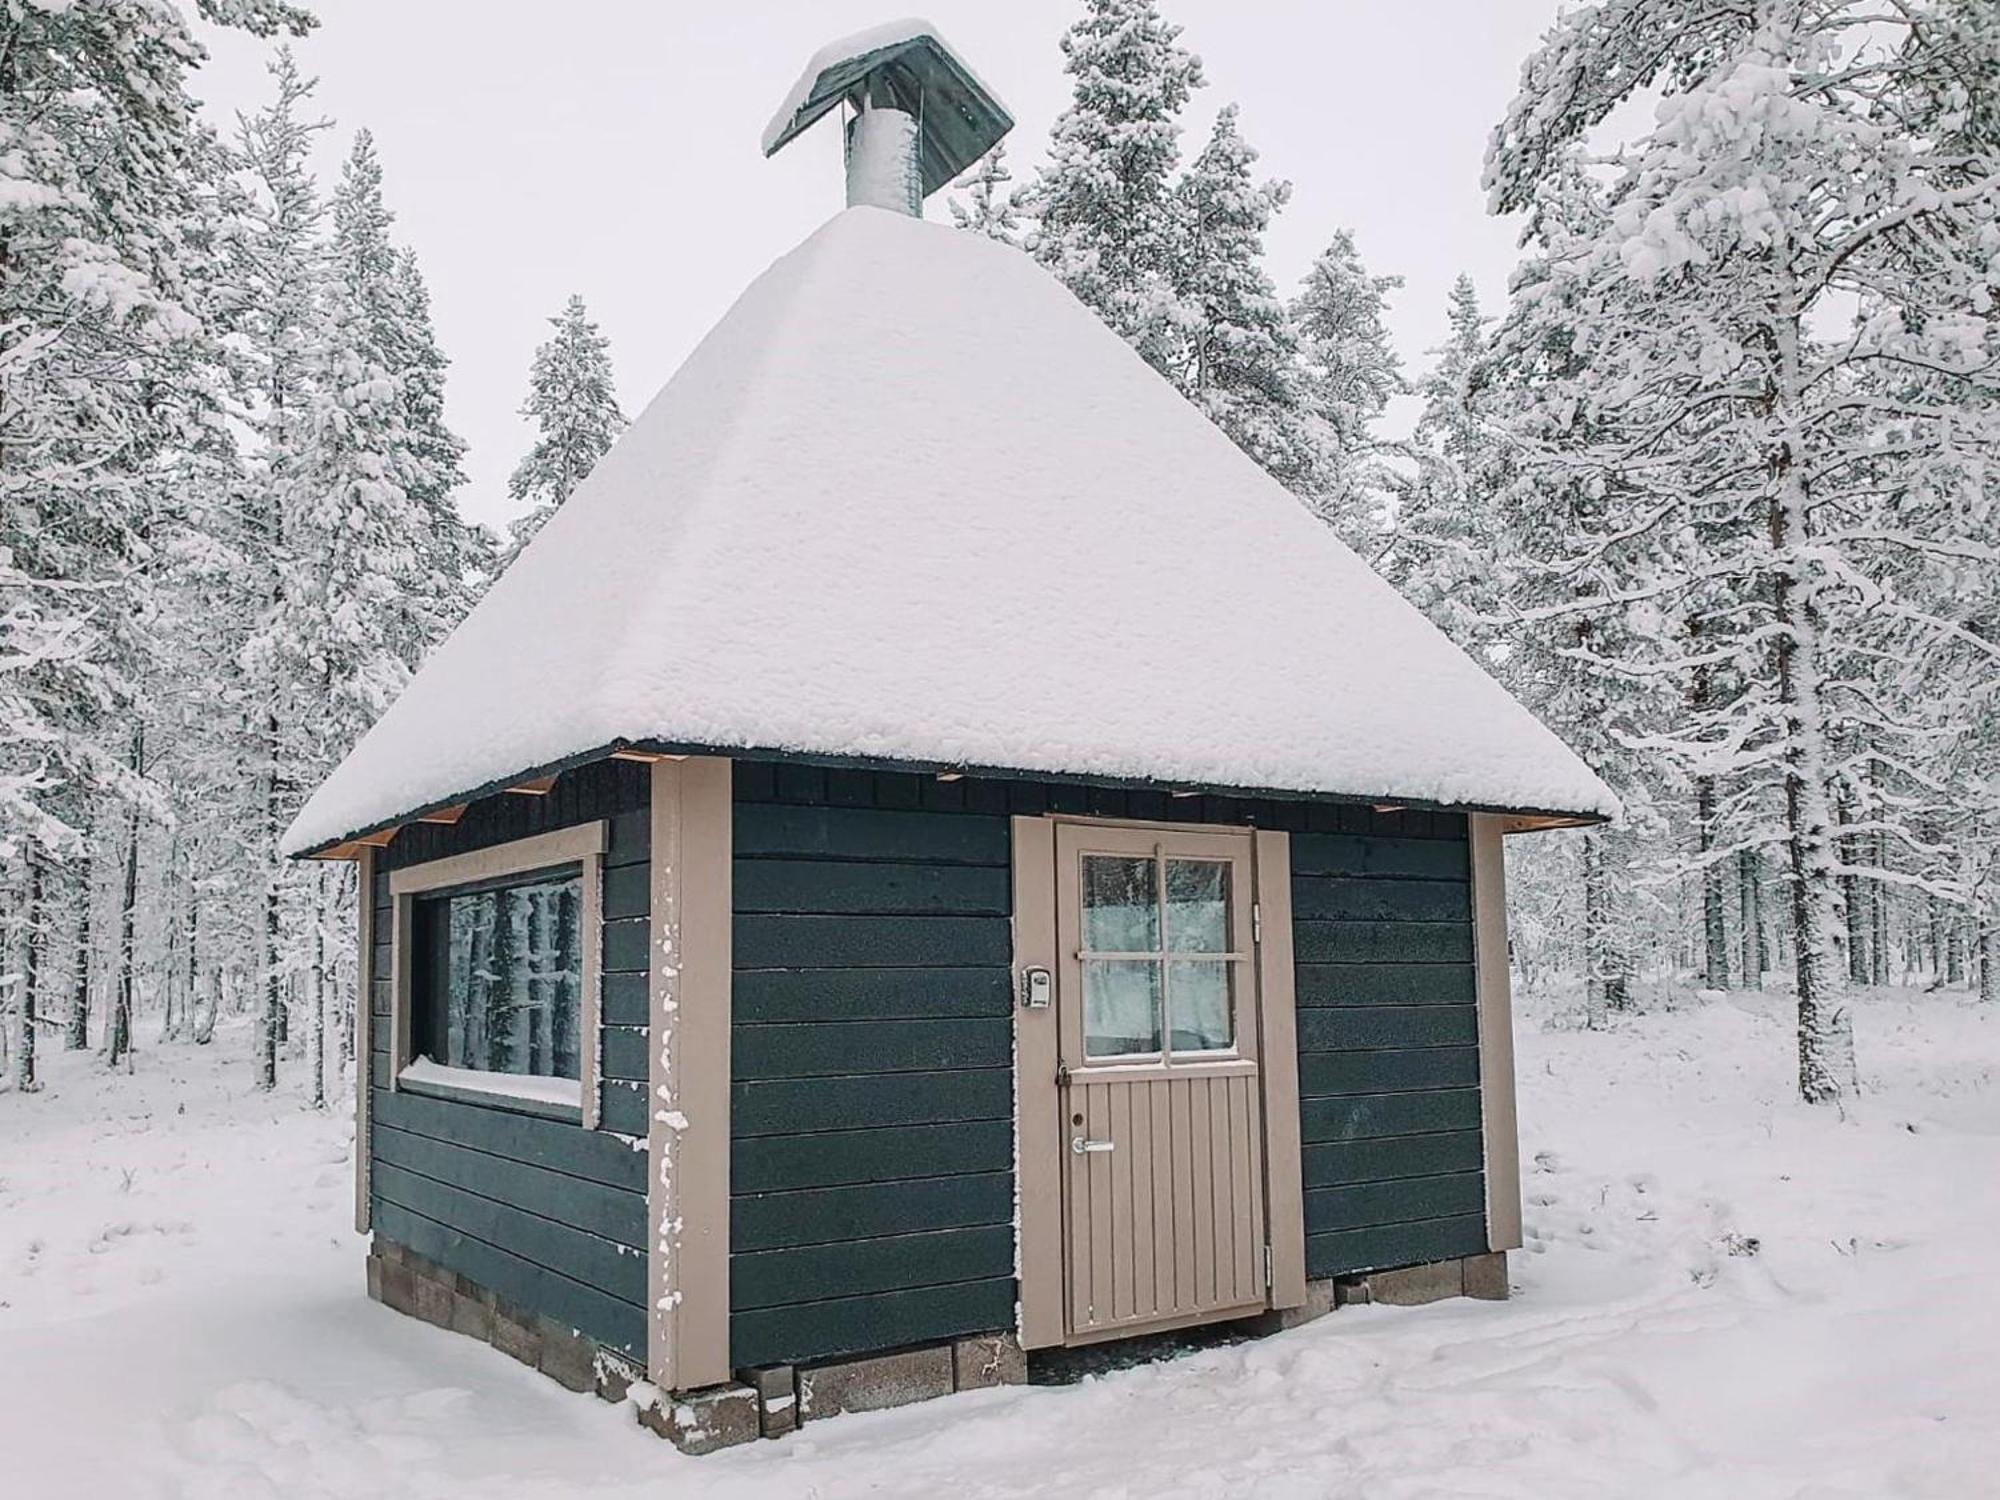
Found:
[355,847,376,1234]
[1252,830,1307,1310]
[385,821,608,1106]
[1011,815,1063,1351]
[1469,814,1523,1252]
[647,757,733,1392]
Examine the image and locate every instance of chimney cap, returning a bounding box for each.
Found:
[763,19,1013,198]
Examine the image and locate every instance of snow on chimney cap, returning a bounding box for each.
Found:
[762,19,1013,199]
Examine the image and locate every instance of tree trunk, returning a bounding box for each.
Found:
[1697,778,1731,988]
[67,845,94,1049]
[1945,919,1966,988]
[259,710,282,1090]
[1979,919,1996,1006]
[1582,829,1628,1022]
[15,850,43,1092]
[1737,847,1764,989]
[310,867,327,1110]
[1869,832,1890,987]
[107,729,143,1071]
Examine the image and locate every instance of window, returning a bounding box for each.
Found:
[412,867,584,1081]
[1080,850,1238,1059]
[387,821,606,1119]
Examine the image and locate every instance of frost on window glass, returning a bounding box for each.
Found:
[415,867,583,1080]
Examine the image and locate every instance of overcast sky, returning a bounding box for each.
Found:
[195,2,1565,532]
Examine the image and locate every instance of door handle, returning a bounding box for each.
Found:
[1071,1136,1115,1155]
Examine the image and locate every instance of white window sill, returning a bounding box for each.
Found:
[397,1059,584,1122]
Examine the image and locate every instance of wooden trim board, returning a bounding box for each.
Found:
[1470,814,1523,1251]
[355,847,376,1234]
[1253,829,1306,1311]
[1011,815,1063,1351]
[646,756,733,1392]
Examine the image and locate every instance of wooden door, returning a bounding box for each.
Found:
[1054,823,1269,1341]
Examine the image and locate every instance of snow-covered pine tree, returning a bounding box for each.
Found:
[948,142,1023,244]
[1167,105,1315,491]
[1031,0,1204,376]
[1484,0,2000,1101]
[504,295,625,562]
[1290,229,1406,545]
[1387,275,1509,647]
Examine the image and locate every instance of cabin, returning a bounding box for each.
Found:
[283,24,1615,1455]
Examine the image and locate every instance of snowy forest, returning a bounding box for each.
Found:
[4,0,1998,1114]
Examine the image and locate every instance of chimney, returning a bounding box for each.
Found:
[763,21,1014,217]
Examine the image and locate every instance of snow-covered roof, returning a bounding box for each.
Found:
[284,209,1616,856]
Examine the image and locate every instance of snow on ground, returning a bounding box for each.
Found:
[3,986,1996,1499]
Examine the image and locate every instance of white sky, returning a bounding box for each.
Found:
[195,2,1563,532]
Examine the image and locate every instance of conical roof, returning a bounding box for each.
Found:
[284,208,1614,856]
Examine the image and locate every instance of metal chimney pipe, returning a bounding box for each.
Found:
[844,94,922,216]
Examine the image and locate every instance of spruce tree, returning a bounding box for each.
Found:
[504,295,626,562]
[1290,230,1406,542]
[1168,105,1313,492]
[949,142,1023,244]
[1031,0,1204,375]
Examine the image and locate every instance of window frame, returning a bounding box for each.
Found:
[388,821,606,1123]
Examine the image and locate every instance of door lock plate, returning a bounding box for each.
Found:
[1022,966,1052,1009]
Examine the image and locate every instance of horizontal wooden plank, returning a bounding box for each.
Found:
[734,1018,1009,1081]
[373,1120,644,1245]
[1305,1170,1486,1233]
[599,1080,647,1137]
[601,1025,648,1083]
[733,1069,1012,1137]
[373,1087,645,1192]
[601,971,648,1027]
[605,808,649,868]
[1302,1130,1485,1188]
[1306,1213,1488,1280]
[1295,963,1476,1008]
[733,1171,1012,1253]
[1301,1088,1483,1144]
[1300,1046,1481,1097]
[1292,877,1471,924]
[1297,1005,1479,1051]
[1290,834,1469,880]
[734,857,1010,917]
[1293,920,1473,965]
[601,860,648,921]
[374,1199,645,1358]
[733,1224,1012,1311]
[374,1162,646,1305]
[732,1120,1013,1195]
[734,966,1011,1023]
[729,1276,1016,1371]
[602,915,649,973]
[734,802,1009,866]
[736,914,1011,969]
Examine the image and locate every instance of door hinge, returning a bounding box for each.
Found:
[1263,1243,1273,1289]
[1253,902,1263,945]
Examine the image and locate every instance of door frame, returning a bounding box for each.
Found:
[1012,813,1305,1350]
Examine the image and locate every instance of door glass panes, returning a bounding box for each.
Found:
[1082,855,1158,952]
[1079,850,1235,1058]
[1167,961,1232,1052]
[418,869,583,1079]
[1165,860,1229,952]
[1082,959,1163,1057]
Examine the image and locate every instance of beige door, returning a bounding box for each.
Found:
[1054,823,1269,1341]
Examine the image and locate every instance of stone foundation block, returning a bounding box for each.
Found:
[951,1332,1028,1391]
[799,1345,954,1421]
[365,1252,384,1304]
[1462,1251,1509,1301]
[450,1288,493,1342]
[412,1272,456,1330]
[595,1351,643,1405]
[638,1384,761,1455]
[1245,1278,1339,1335]
[1367,1259,1466,1307]
[737,1364,799,1437]
[537,1316,596,1394]
[1334,1275,1372,1308]
[377,1259,419,1318]
[490,1300,541,1368]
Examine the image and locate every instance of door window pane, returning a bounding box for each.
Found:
[1083,959,1162,1057]
[1167,960,1232,1051]
[1165,859,1230,953]
[417,868,583,1080]
[1082,855,1158,953]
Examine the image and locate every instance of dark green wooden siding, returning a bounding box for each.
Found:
[726,764,1486,1368]
[369,758,650,1356]
[729,764,1016,1369]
